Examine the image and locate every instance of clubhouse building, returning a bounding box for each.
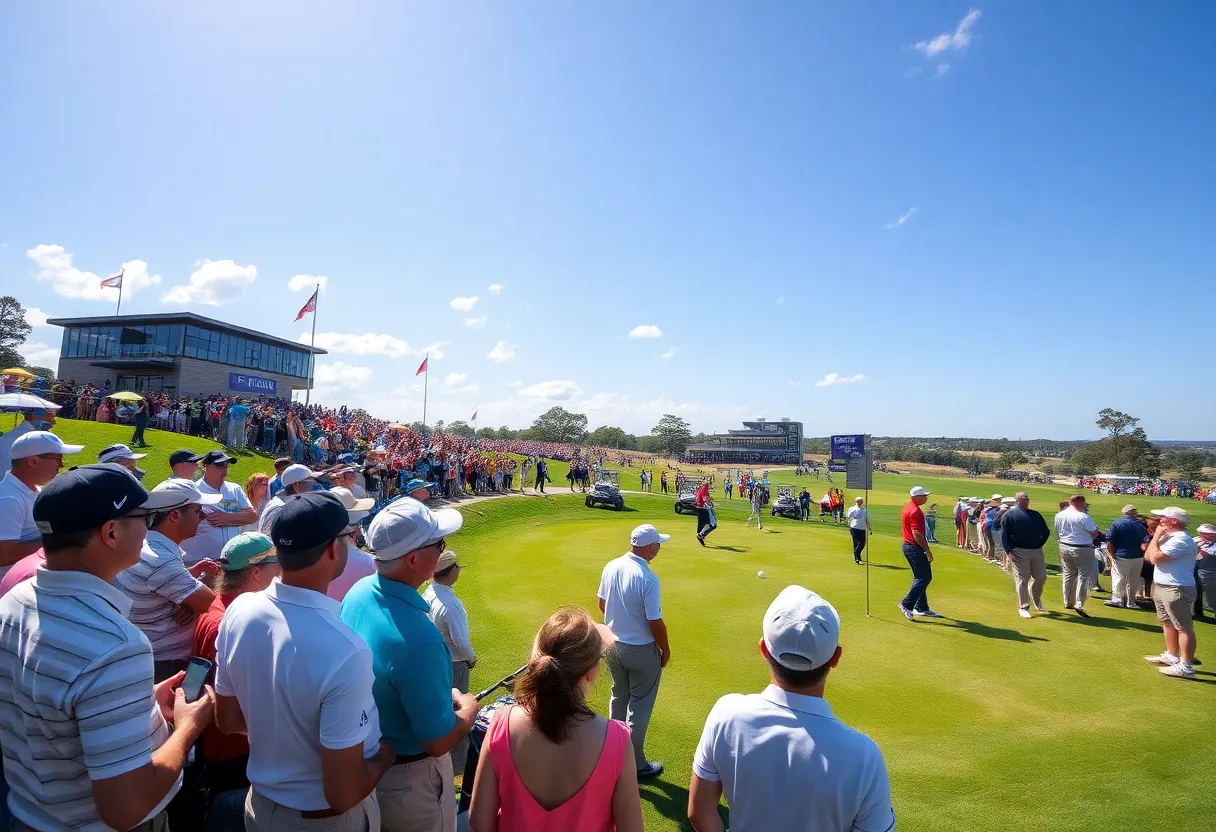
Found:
[47,312,327,400]
[684,418,804,465]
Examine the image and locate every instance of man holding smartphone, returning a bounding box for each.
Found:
[0,465,215,832]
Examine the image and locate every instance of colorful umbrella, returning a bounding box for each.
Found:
[0,392,61,411]
[106,391,145,402]
[1,368,34,378]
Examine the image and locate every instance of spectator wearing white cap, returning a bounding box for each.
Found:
[98,442,149,480]
[0,465,215,832]
[181,451,258,566]
[0,431,83,579]
[1143,507,1199,680]
[688,586,894,832]
[114,478,224,682]
[597,523,671,778]
[215,491,396,832]
[258,463,325,536]
[325,486,376,602]
[340,498,478,832]
[0,407,57,475]
[898,486,942,620]
[1105,504,1150,609]
[423,549,475,773]
[1194,523,1216,620]
[1053,495,1101,615]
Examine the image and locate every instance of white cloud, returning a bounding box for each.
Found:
[517,380,582,401]
[814,372,867,387]
[913,9,981,57]
[660,347,678,360]
[27,244,162,301]
[450,296,479,312]
[420,342,448,361]
[464,315,488,328]
[628,324,663,339]
[884,208,917,230]
[487,340,517,362]
[789,381,803,387]
[313,361,373,389]
[488,284,503,295]
[935,63,952,77]
[288,274,328,293]
[18,340,59,367]
[305,331,412,358]
[445,372,468,387]
[162,259,256,306]
[24,307,52,328]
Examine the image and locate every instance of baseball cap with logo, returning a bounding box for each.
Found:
[11,431,85,460]
[909,486,930,497]
[763,585,841,672]
[202,450,238,466]
[1151,506,1190,526]
[220,532,278,570]
[330,486,375,523]
[98,443,147,464]
[33,464,148,535]
[169,449,205,467]
[271,491,352,554]
[142,478,224,512]
[630,524,671,546]
[281,464,325,487]
[367,498,463,562]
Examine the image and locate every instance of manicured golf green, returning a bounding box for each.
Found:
[453,471,1216,832]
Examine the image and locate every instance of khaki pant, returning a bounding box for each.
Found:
[1111,557,1143,607]
[965,522,978,550]
[1153,584,1196,632]
[245,790,377,832]
[1010,547,1047,609]
[1058,543,1095,607]
[450,661,472,776]
[377,756,455,832]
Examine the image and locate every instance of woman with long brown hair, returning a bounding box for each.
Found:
[468,607,642,832]
[241,472,270,533]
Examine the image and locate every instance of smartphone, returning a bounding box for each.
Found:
[181,656,214,703]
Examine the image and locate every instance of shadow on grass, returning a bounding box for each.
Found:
[931,617,1050,644]
[862,563,905,571]
[1047,611,1162,635]
[638,778,728,829]
[714,545,750,553]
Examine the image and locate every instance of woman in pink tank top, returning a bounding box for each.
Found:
[468,607,643,832]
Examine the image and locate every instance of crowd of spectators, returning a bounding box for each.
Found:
[1075,476,1212,501]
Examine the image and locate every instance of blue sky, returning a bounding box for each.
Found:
[2,3,1214,439]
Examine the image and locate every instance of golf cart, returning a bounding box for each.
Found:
[771,485,802,519]
[585,470,625,511]
[674,481,702,514]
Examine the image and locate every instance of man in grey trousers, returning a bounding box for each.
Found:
[1054,494,1102,616]
[598,523,672,779]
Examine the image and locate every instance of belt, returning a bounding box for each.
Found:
[394,752,430,765]
[300,808,343,820]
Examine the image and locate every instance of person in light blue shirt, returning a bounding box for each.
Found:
[340,498,478,831]
[226,399,251,450]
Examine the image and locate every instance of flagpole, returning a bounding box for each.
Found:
[421,353,428,430]
[305,289,318,406]
[115,269,125,316]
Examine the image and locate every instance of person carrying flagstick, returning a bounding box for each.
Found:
[293,286,319,405]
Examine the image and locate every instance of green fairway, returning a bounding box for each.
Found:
[452,471,1216,832]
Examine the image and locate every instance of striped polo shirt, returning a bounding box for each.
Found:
[114,530,206,661]
[0,568,179,832]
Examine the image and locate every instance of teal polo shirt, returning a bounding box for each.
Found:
[339,574,455,755]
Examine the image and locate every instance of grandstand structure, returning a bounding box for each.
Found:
[684,418,804,465]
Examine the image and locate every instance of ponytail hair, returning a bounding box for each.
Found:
[513,606,603,743]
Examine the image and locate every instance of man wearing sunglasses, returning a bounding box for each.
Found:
[0,431,84,579]
[182,450,258,567]
[114,479,224,682]
[0,464,215,832]
[341,498,478,832]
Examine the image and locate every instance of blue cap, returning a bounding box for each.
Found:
[405,479,431,494]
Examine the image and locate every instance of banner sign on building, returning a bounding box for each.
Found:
[829,434,866,473]
[229,373,277,396]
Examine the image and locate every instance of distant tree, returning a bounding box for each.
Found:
[997,451,1021,470]
[26,366,56,381]
[1096,408,1138,472]
[586,425,630,449]
[445,420,475,439]
[530,406,589,444]
[0,296,32,370]
[1171,450,1207,481]
[408,421,428,434]
[349,408,370,419]
[651,414,693,457]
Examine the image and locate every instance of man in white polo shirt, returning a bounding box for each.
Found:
[258,463,324,535]
[688,585,894,832]
[215,491,396,831]
[1142,506,1200,680]
[845,496,871,565]
[114,478,223,682]
[0,408,56,475]
[598,523,672,779]
[181,451,257,566]
[1053,495,1101,615]
[0,431,83,579]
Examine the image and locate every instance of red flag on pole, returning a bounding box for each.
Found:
[415,356,428,376]
[294,288,318,321]
[100,271,124,289]
[471,410,477,422]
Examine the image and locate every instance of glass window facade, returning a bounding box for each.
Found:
[60,322,313,378]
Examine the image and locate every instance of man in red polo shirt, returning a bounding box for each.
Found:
[192,532,281,826]
[898,486,943,621]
